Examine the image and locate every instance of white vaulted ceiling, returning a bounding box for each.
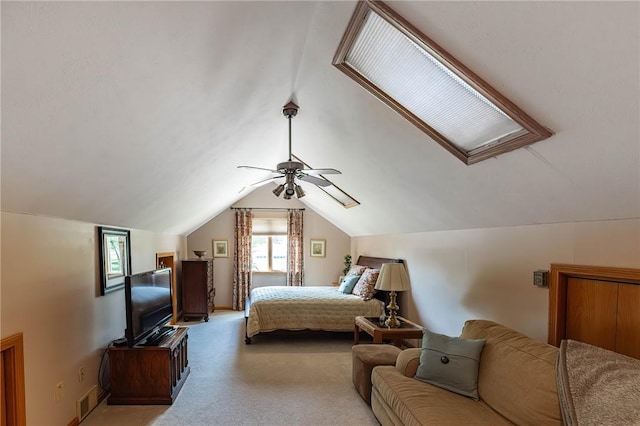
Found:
[2,1,639,236]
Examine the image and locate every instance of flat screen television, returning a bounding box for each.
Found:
[124,268,174,347]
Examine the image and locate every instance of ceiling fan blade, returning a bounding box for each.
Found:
[238,165,280,174]
[302,168,341,175]
[239,175,284,193]
[298,174,332,187]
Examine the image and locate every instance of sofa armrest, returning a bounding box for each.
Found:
[395,348,421,377]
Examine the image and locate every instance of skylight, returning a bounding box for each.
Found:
[333,1,552,165]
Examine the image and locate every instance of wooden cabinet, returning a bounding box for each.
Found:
[181,259,215,322]
[565,278,618,350]
[565,279,640,358]
[616,283,640,357]
[549,264,640,359]
[108,327,190,405]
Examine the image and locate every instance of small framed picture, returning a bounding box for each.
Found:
[310,239,326,257]
[212,240,229,258]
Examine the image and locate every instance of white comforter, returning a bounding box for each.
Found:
[246,286,384,338]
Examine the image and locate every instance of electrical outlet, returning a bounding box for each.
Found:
[55,381,64,402]
[78,367,86,383]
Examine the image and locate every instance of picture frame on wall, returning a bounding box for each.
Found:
[98,226,132,295]
[212,240,229,258]
[310,239,326,257]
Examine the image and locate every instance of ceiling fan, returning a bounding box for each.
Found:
[238,102,341,199]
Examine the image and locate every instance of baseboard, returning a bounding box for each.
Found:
[214,305,233,310]
[98,388,108,404]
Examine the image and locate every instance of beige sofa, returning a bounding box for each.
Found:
[370,320,562,425]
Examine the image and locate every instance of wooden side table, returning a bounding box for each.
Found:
[354,316,423,347]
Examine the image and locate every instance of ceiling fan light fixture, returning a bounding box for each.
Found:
[285,183,295,197]
[295,185,306,198]
[273,184,285,197]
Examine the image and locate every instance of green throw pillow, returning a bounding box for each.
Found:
[414,329,486,400]
[338,274,360,294]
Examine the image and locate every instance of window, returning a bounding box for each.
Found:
[333,0,552,165]
[251,235,287,272]
[252,217,287,273]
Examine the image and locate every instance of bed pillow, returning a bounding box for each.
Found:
[346,265,368,277]
[352,268,380,300]
[414,329,486,400]
[338,274,361,294]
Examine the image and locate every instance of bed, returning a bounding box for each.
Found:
[244,256,403,343]
[547,263,640,424]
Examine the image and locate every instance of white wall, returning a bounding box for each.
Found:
[187,185,351,307]
[353,218,640,342]
[0,211,187,425]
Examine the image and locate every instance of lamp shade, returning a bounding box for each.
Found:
[374,263,410,292]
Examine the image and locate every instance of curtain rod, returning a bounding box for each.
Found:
[229,207,305,211]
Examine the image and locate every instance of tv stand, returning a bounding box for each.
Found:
[108,326,189,405]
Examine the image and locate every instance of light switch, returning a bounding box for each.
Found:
[533,270,549,288]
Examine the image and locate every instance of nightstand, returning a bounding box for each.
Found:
[354,315,423,347]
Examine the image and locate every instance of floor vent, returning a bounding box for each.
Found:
[76,385,98,422]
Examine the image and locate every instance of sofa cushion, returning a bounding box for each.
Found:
[461,320,562,425]
[414,329,485,400]
[372,366,512,426]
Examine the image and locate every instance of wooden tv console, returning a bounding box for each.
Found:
[108,326,190,405]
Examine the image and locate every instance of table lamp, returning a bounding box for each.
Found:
[374,263,410,328]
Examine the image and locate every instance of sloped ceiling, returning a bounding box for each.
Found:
[2,1,639,237]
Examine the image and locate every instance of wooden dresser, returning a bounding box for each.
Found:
[181,259,215,322]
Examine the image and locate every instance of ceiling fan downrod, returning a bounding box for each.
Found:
[282,102,298,162]
[277,102,304,174]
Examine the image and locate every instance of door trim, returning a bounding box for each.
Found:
[1,333,26,426]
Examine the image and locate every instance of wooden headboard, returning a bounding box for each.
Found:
[548,263,640,359]
[355,256,404,304]
[355,255,403,270]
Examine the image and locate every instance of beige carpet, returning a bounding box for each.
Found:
[83,311,379,426]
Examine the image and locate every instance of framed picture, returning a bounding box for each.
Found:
[310,239,326,257]
[98,227,132,295]
[212,240,229,258]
